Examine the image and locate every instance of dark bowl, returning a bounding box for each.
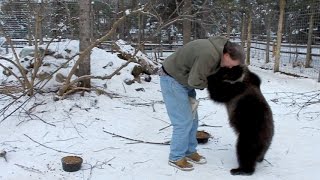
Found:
[61,156,83,172]
[196,131,210,144]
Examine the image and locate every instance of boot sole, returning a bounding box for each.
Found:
[168,161,194,171]
[186,157,207,164]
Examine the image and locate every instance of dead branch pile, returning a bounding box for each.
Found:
[113,40,159,76]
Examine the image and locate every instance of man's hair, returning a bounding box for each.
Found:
[223,41,245,64]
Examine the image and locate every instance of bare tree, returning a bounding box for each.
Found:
[274,0,286,72]
[138,8,144,51]
[57,6,155,96]
[305,1,315,68]
[183,0,192,44]
[226,9,232,39]
[239,0,247,49]
[78,0,92,88]
[240,13,246,49]
[38,0,45,45]
[246,10,252,65]
[118,0,126,39]
[265,11,272,63]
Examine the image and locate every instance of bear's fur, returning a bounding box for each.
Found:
[207,65,274,175]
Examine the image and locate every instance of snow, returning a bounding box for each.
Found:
[115,39,156,66]
[125,10,131,16]
[1,40,320,180]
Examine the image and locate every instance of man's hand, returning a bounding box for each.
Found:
[189,97,199,119]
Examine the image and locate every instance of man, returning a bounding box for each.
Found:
[159,36,245,171]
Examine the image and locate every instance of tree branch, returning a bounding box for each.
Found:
[102,129,170,145]
[24,134,82,155]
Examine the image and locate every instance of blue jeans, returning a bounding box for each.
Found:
[160,75,199,161]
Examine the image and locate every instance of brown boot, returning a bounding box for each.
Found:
[186,152,207,164]
[168,158,194,171]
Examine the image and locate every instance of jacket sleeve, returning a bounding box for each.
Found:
[187,54,217,89]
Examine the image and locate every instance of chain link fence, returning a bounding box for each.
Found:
[247,0,320,81]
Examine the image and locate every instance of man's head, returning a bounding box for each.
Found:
[220,41,245,68]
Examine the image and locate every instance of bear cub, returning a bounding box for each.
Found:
[207,65,274,175]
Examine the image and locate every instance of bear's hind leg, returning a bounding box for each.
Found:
[257,149,266,162]
[257,139,272,163]
[257,133,273,163]
[230,135,259,176]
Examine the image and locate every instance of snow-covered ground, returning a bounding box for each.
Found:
[0,40,320,180]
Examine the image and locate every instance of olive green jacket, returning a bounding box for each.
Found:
[162,36,228,89]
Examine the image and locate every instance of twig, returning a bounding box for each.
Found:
[151,117,170,124]
[93,147,120,152]
[102,129,170,145]
[0,95,33,123]
[14,163,43,174]
[64,111,84,139]
[159,124,172,131]
[267,91,320,119]
[24,134,82,155]
[55,137,79,142]
[301,127,320,131]
[84,157,116,180]
[29,113,56,127]
[16,107,56,127]
[199,124,223,128]
[151,100,156,112]
[122,82,127,93]
[296,93,320,117]
[124,100,164,107]
[262,159,273,166]
[0,53,80,124]
[133,159,151,165]
[159,122,221,131]
[199,111,216,121]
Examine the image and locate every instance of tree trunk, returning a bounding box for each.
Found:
[27,19,32,46]
[226,10,231,39]
[183,0,192,45]
[274,0,286,72]
[90,2,94,41]
[246,11,252,65]
[119,0,125,39]
[305,3,315,68]
[138,12,145,51]
[138,12,141,43]
[27,1,32,46]
[142,15,145,43]
[78,0,91,88]
[128,0,138,42]
[38,1,44,45]
[265,12,272,64]
[240,12,246,49]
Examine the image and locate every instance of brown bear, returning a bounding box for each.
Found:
[207,65,274,175]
